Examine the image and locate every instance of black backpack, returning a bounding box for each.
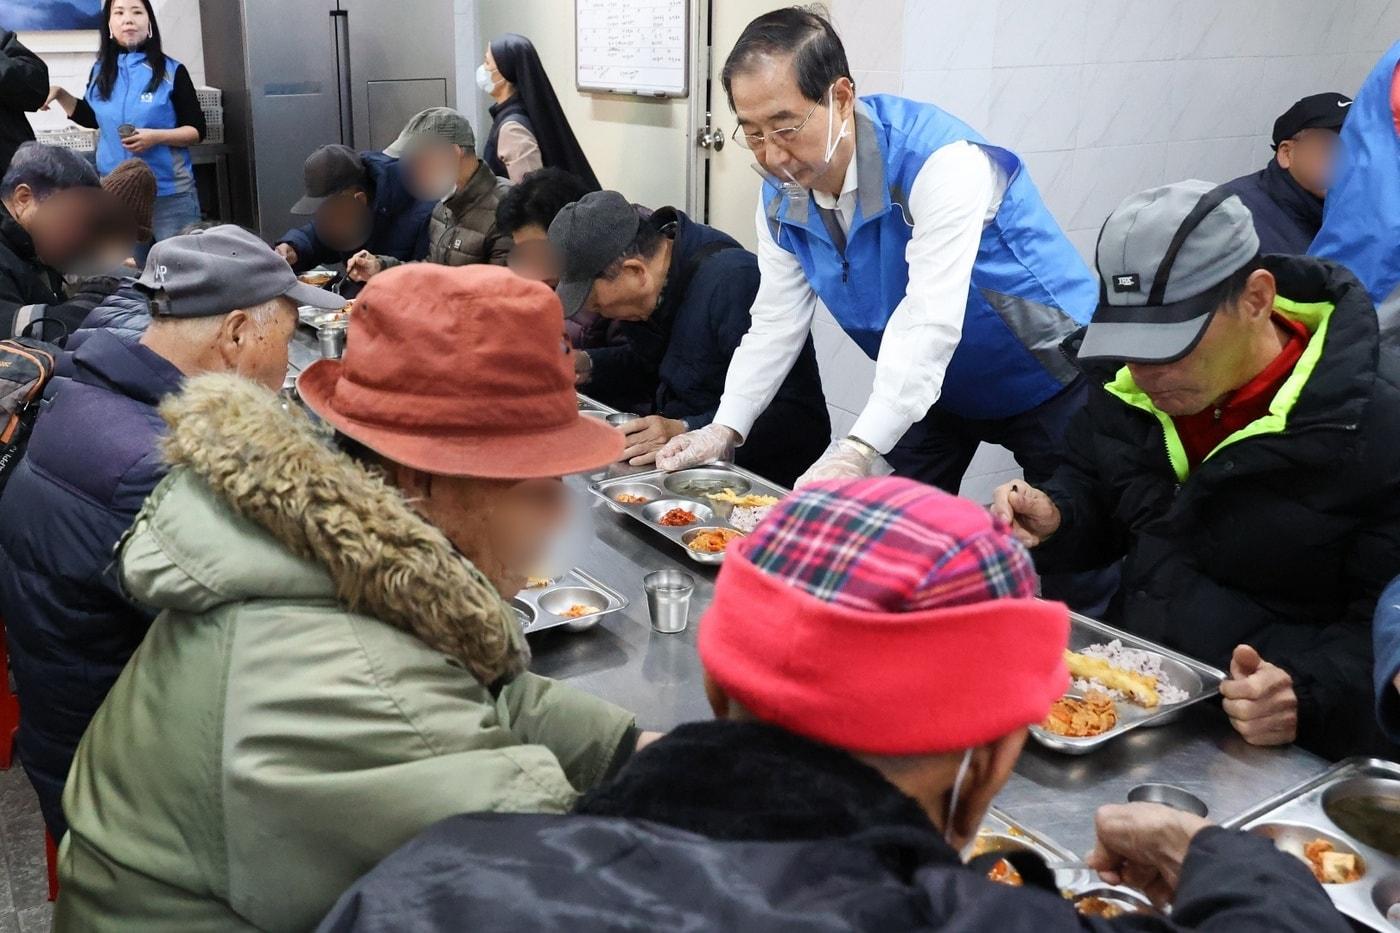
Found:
[0,323,63,495]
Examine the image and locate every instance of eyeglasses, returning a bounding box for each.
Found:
[732,96,825,152]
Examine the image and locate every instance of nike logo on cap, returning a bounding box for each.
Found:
[1339,100,1353,107]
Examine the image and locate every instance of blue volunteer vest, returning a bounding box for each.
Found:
[1310,40,1400,307]
[86,51,195,196]
[763,95,1095,421]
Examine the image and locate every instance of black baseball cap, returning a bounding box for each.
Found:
[548,191,643,319]
[1272,92,1352,147]
[1078,180,1260,365]
[137,225,345,317]
[291,144,368,215]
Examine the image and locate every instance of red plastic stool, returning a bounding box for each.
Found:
[45,830,57,901]
[0,616,19,770]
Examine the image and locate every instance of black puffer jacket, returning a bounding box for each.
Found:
[1037,256,1400,759]
[318,721,1346,933]
[0,31,45,176]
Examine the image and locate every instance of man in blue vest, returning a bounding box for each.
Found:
[1310,40,1400,343]
[658,8,1096,495]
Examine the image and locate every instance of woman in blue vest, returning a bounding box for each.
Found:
[46,0,205,252]
[660,8,1096,498]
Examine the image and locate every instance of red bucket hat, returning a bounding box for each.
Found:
[699,476,1070,756]
[298,264,623,478]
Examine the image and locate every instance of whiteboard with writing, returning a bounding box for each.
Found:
[576,0,689,98]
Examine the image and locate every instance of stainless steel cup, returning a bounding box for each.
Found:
[644,569,694,634]
[1127,783,1208,817]
[317,322,348,359]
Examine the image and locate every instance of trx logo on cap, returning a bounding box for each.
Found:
[1112,273,1141,293]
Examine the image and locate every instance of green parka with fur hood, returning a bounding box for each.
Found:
[54,374,637,932]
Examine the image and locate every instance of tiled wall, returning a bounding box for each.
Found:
[812,0,1400,501]
[22,0,207,134]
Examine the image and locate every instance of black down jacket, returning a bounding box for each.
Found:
[1036,255,1400,760]
[318,721,1347,933]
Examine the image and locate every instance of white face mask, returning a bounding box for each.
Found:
[823,83,850,163]
[476,63,498,95]
[945,748,975,853]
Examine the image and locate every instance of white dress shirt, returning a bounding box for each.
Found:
[712,139,1008,454]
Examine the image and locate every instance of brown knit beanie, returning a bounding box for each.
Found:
[102,159,157,243]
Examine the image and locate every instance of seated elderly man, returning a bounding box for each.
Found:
[54,265,651,931]
[550,190,830,486]
[993,180,1400,760]
[495,167,590,289]
[319,477,1346,933]
[274,143,433,277]
[0,225,341,841]
[0,142,129,341]
[346,108,511,282]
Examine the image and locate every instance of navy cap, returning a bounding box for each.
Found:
[1272,92,1352,147]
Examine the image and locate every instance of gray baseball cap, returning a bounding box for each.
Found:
[1078,180,1261,365]
[384,107,477,158]
[137,225,345,317]
[548,191,642,319]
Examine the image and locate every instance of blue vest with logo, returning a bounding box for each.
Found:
[1310,40,1400,307]
[86,51,194,196]
[763,95,1095,421]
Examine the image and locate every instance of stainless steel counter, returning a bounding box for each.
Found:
[287,323,1333,861]
[536,474,1333,859]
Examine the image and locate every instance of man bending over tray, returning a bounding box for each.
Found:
[320,477,1346,932]
[992,179,1400,761]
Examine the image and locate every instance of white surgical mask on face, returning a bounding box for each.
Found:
[945,747,975,853]
[476,64,497,95]
[824,83,849,163]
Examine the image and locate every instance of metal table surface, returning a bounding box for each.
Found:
[286,325,1332,861]
[534,470,1333,860]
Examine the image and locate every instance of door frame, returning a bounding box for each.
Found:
[685,0,712,219]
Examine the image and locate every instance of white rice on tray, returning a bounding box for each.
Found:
[729,504,775,534]
[1073,639,1190,705]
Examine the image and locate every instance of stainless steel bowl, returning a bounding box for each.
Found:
[679,527,742,564]
[1370,871,1400,922]
[605,483,665,506]
[641,499,714,528]
[606,412,643,427]
[664,469,750,498]
[1321,776,1400,857]
[536,586,607,631]
[1127,783,1209,817]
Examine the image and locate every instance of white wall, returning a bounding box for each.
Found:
[804,0,1400,501]
[23,0,206,134]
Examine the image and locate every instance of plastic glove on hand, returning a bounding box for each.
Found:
[794,438,879,488]
[656,424,739,472]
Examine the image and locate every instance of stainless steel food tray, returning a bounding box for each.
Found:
[1223,757,1400,931]
[588,463,787,565]
[510,567,628,635]
[577,393,616,416]
[978,806,1078,864]
[977,808,1155,913]
[1030,612,1226,755]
